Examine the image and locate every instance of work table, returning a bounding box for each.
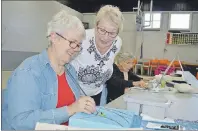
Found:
[106,88,198,121]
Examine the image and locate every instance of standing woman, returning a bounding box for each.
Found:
[71,5,124,106]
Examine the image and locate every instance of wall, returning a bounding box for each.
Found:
[2,1,83,71]
[2,1,83,53]
[83,12,198,63]
[2,1,198,72]
[2,51,38,71]
[2,1,84,88]
[136,12,198,63]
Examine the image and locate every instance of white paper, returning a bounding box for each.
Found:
[141,114,175,123]
[146,122,162,129]
[35,122,68,130]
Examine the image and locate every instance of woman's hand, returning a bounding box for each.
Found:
[124,88,131,93]
[139,80,146,88]
[133,80,147,88]
[67,96,96,116]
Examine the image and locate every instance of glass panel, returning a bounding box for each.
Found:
[153,21,161,28]
[144,22,152,28]
[153,13,161,21]
[170,14,190,29]
[144,13,151,21]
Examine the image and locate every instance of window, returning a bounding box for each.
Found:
[169,13,191,30]
[144,13,161,29]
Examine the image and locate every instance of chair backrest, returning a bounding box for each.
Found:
[173,61,181,67]
[159,59,169,66]
[142,59,151,66]
[150,59,159,66]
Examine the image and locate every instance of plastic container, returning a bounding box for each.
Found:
[124,92,172,119]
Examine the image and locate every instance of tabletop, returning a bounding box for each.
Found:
[106,88,198,121]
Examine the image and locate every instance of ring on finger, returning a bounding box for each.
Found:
[85,100,89,106]
[84,102,88,110]
[84,105,87,110]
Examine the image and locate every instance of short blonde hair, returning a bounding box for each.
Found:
[115,52,133,64]
[47,10,85,40]
[95,5,124,32]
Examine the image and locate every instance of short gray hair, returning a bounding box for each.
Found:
[95,5,124,32]
[47,10,85,42]
[115,52,133,64]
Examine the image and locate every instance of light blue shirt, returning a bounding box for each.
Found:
[2,50,81,130]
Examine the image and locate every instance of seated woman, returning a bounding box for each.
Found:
[2,10,96,130]
[106,53,146,103]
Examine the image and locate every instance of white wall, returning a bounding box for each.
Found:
[83,12,198,63]
[2,1,83,52]
[2,1,197,63]
[2,1,84,86]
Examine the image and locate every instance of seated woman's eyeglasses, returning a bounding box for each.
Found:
[55,33,82,51]
[97,27,118,38]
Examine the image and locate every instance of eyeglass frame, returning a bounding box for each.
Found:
[47,32,82,51]
[56,33,83,51]
[97,26,118,38]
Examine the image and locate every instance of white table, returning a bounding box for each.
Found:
[106,88,198,121]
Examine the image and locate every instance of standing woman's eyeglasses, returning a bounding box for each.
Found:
[97,27,118,38]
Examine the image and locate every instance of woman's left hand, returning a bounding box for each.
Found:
[124,88,131,93]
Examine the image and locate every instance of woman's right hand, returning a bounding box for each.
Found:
[67,96,96,116]
[133,80,146,88]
